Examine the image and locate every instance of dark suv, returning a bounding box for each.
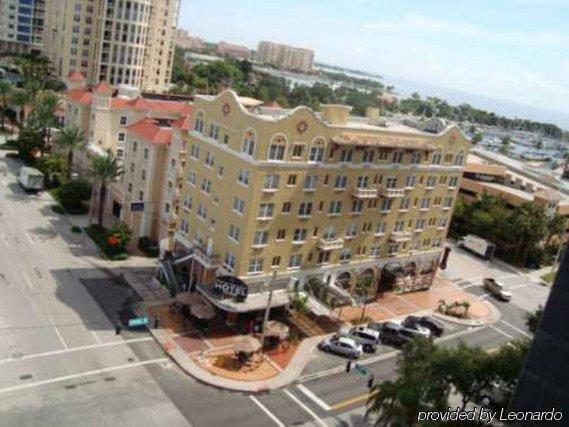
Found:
[403,316,445,337]
[368,322,414,347]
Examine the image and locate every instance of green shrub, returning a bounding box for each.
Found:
[85,224,129,260]
[51,204,65,214]
[110,253,129,261]
[138,236,159,258]
[71,225,82,233]
[58,179,92,201]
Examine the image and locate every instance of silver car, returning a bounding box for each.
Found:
[342,326,381,353]
[392,319,431,339]
[319,335,363,359]
[483,278,512,301]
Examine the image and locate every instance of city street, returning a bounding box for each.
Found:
[0,152,549,426]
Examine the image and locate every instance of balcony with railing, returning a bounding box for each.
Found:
[389,231,412,242]
[317,237,344,251]
[351,187,379,199]
[379,186,405,198]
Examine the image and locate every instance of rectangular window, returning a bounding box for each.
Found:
[370,245,380,256]
[345,223,357,238]
[415,219,425,231]
[225,253,236,269]
[264,173,280,190]
[298,202,313,217]
[292,144,304,158]
[420,198,430,209]
[268,144,285,161]
[339,248,351,261]
[187,171,196,186]
[303,174,318,190]
[253,230,268,246]
[362,150,374,163]
[351,200,363,213]
[248,258,264,273]
[272,256,281,266]
[340,149,353,163]
[375,221,387,235]
[309,147,324,162]
[386,177,397,189]
[276,229,286,240]
[258,203,274,219]
[356,175,369,189]
[209,124,219,140]
[288,254,302,268]
[334,175,347,189]
[405,175,416,188]
[426,176,437,188]
[201,178,212,194]
[318,251,331,264]
[228,224,240,242]
[205,151,215,167]
[400,197,411,210]
[233,197,245,214]
[293,228,308,243]
[329,200,342,215]
[120,116,127,125]
[410,151,422,164]
[197,203,207,220]
[118,132,125,141]
[190,144,200,159]
[379,198,393,212]
[287,174,297,186]
[282,202,291,213]
[237,169,250,186]
[392,151,403,164]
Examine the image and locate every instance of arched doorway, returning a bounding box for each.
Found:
[378,263,403,293]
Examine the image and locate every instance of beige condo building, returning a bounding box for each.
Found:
[256,41,314,73]
[44,0,179,92]
[166,90,470,323]
[64,75,192,244]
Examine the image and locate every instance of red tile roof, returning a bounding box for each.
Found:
[172,115,192,130]
[93,81,113,94]
[67,87,93,105]
[67,71,86,82]
[126,118,174,145]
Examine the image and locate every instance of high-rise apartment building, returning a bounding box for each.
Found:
[174,29,204,52]
[44,0,179,92]
[165,90,470,324]
[0,0,45,54]
[256,41,314,73]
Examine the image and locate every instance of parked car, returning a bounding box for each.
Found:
[403,315,445,337]
[341,326,380,353]
[483,278,512,301]
[319,335,363,359]
[393,319,431,339]
[19,166,44,192]
[368,322,414,347]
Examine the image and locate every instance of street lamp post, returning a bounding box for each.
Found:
[260,267,278,352]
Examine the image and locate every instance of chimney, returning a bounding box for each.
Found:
[366,107,381,125]
[321,104,352,126]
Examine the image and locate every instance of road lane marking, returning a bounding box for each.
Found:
[0,357,168,395]
[48,316,69,350]
[25,231,34,244]
[91,330,102,345]
[22,273,36,293]
[490,324,515,340]
[0,337,154,365]
[499,320,532,338]
[296,384,332,411]
[284,389,327,426]
[329,390,378,411]
[249,396,285,427]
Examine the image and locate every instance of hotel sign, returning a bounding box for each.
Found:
[214,275,248,301]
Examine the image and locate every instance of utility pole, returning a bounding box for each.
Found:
[260,267,278,352]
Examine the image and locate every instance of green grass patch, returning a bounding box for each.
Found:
[84,224,129,261]
[541,270,556,283]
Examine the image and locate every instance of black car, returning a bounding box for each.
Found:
[368,321,413,347]
[403,315,445,337]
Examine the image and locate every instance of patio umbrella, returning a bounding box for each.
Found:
[264,320,289,339]
[234,336,261,354]
[189,303,216,320]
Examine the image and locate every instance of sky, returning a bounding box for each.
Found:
[179,0,569,117]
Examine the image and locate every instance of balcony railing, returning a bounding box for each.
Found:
[389,231,412,242]
[351,187,379,199]
[380,187,405,198]
[317,237,344,251]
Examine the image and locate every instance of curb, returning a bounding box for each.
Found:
[150,327,323,393]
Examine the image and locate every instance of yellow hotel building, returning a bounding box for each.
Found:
[166,90,470,322]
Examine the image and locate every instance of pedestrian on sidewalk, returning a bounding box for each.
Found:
[115,322,122,335]
[346,360,352,373]
[367,374,375,389]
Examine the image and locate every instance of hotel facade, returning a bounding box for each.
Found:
[166,90,470,322]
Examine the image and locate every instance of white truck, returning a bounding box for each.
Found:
[457,234,495,260]
[18,166,44,192]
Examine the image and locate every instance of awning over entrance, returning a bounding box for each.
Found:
[197,284,289,313]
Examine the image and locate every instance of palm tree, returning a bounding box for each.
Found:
[28,90,61,148]
[54,125,85,179]
[0,80,11,130]
[90,153,122,227]
[8,87,31,127]
[354,275,374,320]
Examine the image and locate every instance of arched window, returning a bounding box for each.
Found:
[309,137,326,163]
[267,134,286,161]
[431,151,442,165]
[194,111,205,133]
[242,129,256,157]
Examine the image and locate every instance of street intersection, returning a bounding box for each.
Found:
[0,151,548,426]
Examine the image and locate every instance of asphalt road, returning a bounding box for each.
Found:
[0,152,548,427]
